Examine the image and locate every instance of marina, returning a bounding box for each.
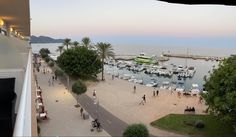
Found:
[105,55,218,92]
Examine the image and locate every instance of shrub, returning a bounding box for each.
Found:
[41,52,48,58]
[44,57,50,63]
[123,123,149,137]
[72,80,87,96]
[55,69,64,77]
[195,120,205,128]
[72,80,87,105]
[48,61,54,67]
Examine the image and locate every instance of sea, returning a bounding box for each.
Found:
[31,43,236,91]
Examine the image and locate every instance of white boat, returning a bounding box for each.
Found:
[134,79,143,84]
[176,87,185,92]
[123,74,132,80]
[160,81,170,89]
[146,81,158,87]
[190,84,200,95]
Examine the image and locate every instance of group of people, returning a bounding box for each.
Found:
[48,75,57,86]
[184,106,195,112]
[153,89,159,97]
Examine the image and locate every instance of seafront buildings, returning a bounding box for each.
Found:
[0,0,36,136]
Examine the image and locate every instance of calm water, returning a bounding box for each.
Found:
[31,43,236,90]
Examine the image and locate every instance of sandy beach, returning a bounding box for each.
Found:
[87,73,208,136]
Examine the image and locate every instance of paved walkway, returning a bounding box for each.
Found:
[78,94,128,136]
[86,74,207,137]
[36,62,110,136]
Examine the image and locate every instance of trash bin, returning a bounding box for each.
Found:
[83,112,89,119]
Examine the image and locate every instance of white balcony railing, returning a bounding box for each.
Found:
[13,50,32,136]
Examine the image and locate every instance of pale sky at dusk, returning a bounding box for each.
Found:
[30,0,236,46]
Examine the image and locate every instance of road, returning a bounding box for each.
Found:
[78,94,128,137]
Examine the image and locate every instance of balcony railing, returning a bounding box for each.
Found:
[13,50,32,136]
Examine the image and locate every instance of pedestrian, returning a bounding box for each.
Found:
[153,90,155,96]
[93,90,96,99]
[48,78,51,86]
[52,75,55,81]
[142,94,146,103]
[51,80,54,86]
[55,75,57,81]
[156,89,159,96]
[112,74,114,80]
[134,85,136,93]
[80,108,84,117]
[139,97,145,105]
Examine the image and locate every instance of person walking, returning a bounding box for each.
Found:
[93,90,97,99]
[80,108,84,117]
[142,94,146,103]
[153,90,156,97]
[48,78,51,86]
[156,89,159,96]
[134,85,136,93]
[139,97,145,105]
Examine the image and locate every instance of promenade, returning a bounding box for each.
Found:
[87,73,207,137]
[35,62,110,136]
[36,60,207,137]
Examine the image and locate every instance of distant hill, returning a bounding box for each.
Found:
[30,35,64,43]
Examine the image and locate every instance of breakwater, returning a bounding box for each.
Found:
[163,53,225,61]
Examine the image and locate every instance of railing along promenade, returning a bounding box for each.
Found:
[13,50,32,136]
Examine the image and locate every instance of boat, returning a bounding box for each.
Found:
[160,81,170,89]
[190,84,200,95]
[122,74,132,80]
[134,79,143,84]
[146,81,158,87]
[176,87,185,92]
[134,53,157,64]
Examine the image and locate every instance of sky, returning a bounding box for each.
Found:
[30,0,236,47]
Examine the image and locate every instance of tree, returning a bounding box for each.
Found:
[81,37,91,49]
[72,80,87,106]
[202,55,236,130]
[56,45,64,55]
[57,46,102,78]
[72,41,79,48]
[96,42,115,80]
[63,38,71,50]
[39,48,50,58]
[123,123,149,137]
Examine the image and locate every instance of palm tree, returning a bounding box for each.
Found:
[56,45,64,55]
[81,37,91,49]
[96,42,115,81]
[72,41,79,48]
[63,38,71,50]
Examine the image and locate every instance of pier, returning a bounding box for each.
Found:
[163,53,225,61]
[115,55,136,61]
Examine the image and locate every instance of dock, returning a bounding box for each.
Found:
[115,55,136,61]
[163,53,225,61]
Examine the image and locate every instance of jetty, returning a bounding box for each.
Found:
[163,53,225,61]
[115,55,136,61]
